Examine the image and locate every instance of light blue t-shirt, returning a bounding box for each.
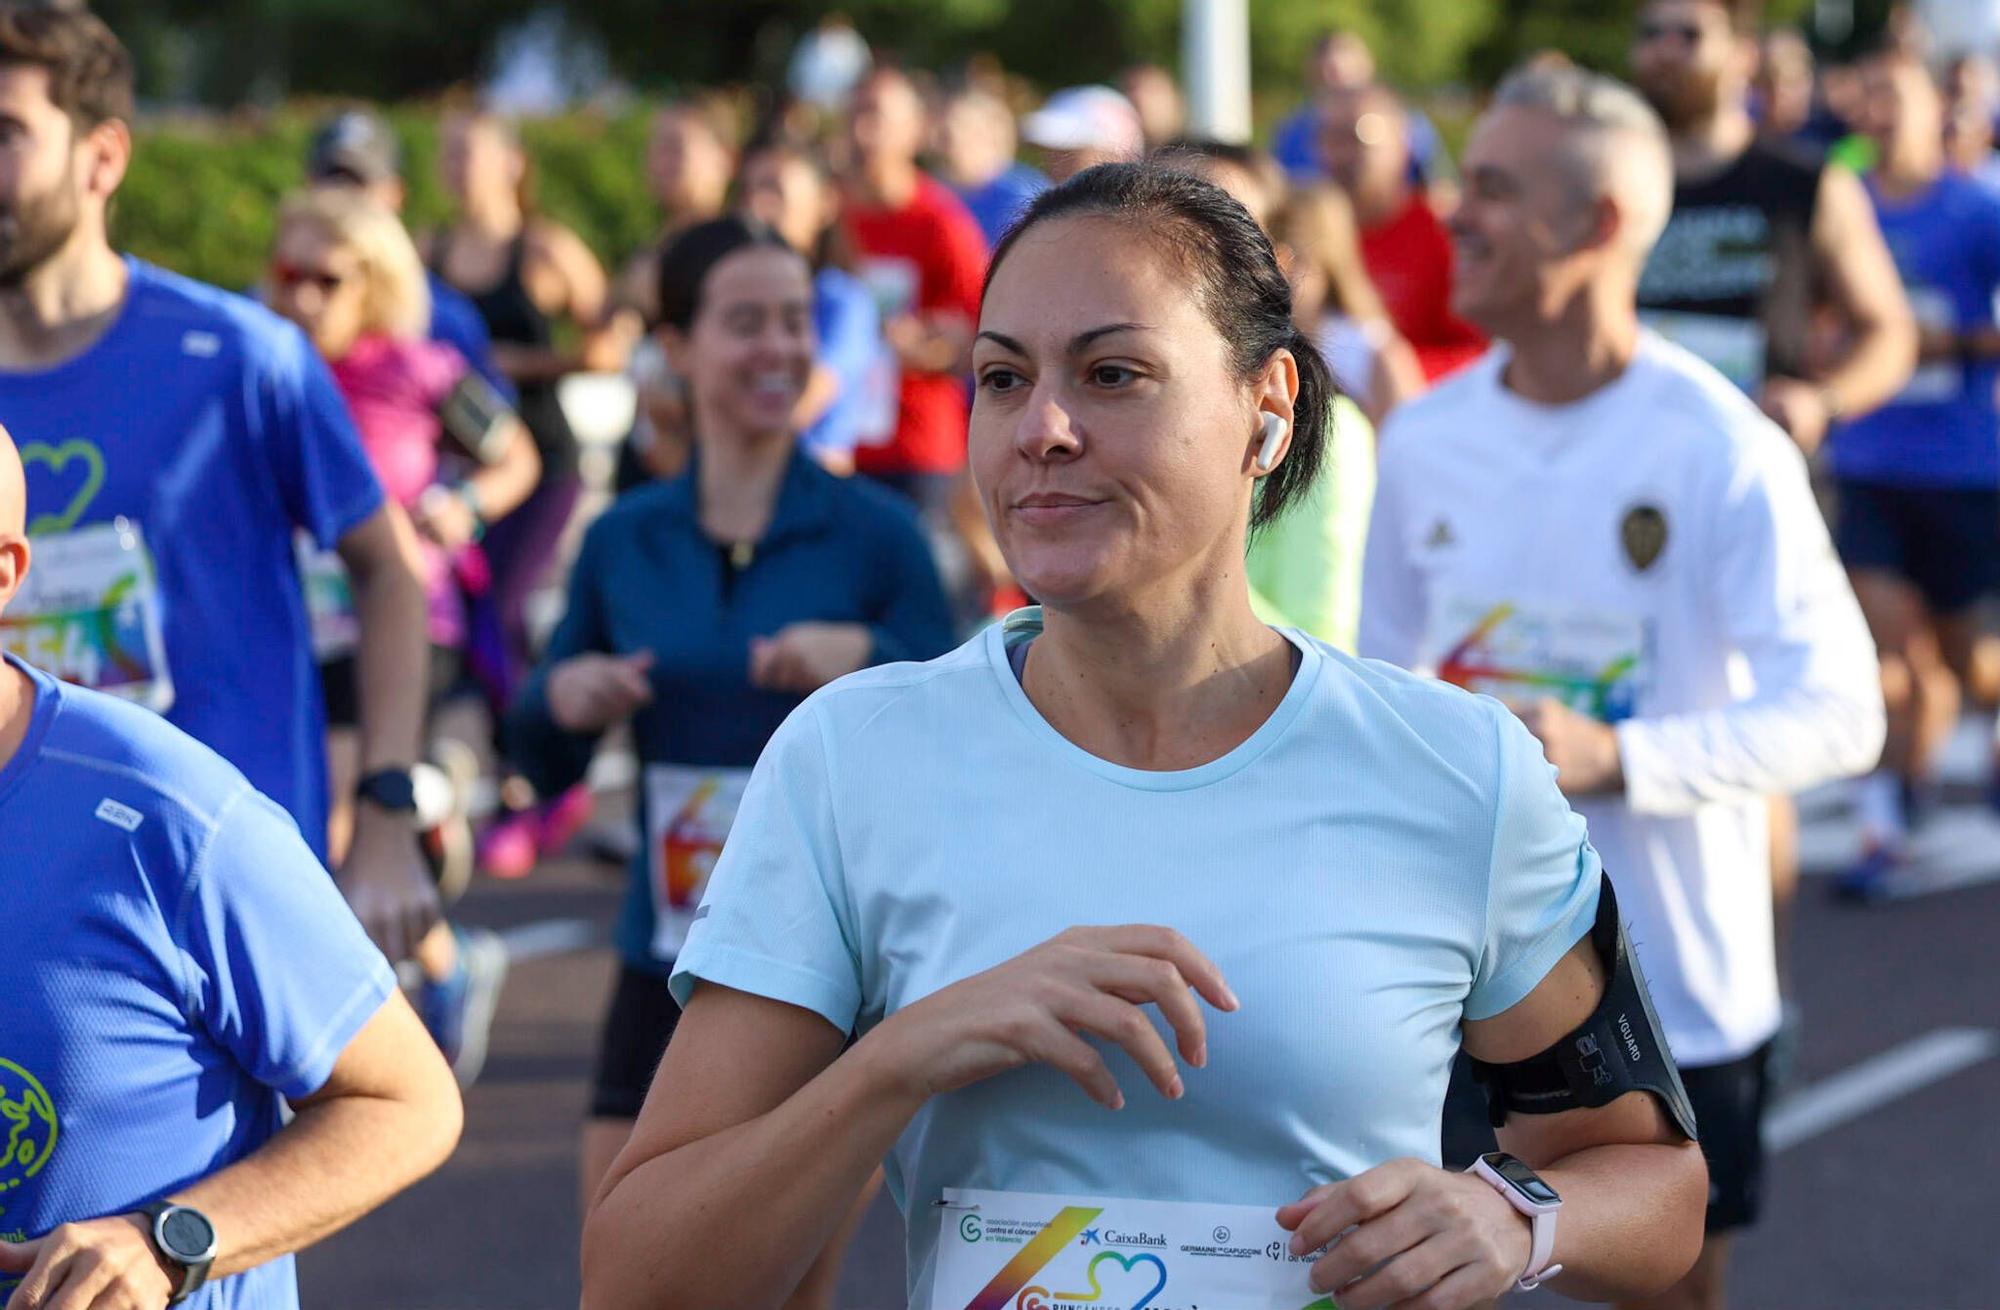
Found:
[671,609,1602,1304]
[0,656,397,1308]
[0,258,385,858]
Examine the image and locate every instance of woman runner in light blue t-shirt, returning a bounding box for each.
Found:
[581,164,1706,1310]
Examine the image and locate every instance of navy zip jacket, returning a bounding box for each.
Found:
[509,449,955,972]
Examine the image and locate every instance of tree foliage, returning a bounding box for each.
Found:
[115,106,659,294]
[88,0,1821,111]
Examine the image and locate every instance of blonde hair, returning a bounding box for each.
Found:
[1279,184,1392,325]
[277,188,431,340]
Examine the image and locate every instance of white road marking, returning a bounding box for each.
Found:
[496,917,600,960]
[392,918,601,989]
[1766,1027,1999,1154]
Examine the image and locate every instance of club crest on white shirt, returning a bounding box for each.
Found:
[1620,503,1669,572]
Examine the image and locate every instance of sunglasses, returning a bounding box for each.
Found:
[1638,20,1704,44]
[270,260,352,294]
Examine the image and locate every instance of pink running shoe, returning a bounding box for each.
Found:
[535,784,596,859]
[477,810,540,880]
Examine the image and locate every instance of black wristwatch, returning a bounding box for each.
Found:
[355,766,418,815]
[136,1201,217,1305]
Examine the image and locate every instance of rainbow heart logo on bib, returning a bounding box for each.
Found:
[20,440,107,535]
[1033,1250,1168,1309]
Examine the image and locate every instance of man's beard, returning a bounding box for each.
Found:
[1637,63,1726,133]
[0,165,82,290]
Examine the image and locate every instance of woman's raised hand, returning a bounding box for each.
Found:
[863,925,1239,1111]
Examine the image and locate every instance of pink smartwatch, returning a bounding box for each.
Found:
[1466,1151,1563,1292]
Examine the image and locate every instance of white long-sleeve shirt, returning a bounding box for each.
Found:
[1360,333,1884,1064]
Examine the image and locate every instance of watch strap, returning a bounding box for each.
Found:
[355,766,418,813]
[1466,1156,1561,1293]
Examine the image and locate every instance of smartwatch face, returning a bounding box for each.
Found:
[1484,1153,1560,1206]
[160,1208,216,1260]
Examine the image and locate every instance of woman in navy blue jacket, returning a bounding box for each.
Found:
[507,217,953,1260]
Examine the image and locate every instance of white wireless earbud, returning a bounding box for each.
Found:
[1255,413,1289,473]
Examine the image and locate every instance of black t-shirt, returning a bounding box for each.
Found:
[1637,139,1825,387]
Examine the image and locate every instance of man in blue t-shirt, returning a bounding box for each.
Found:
[1830,46,2000,896]
[936,85,1047,246]
[1269,28,1447,191]
[302,109,516,404]
[0,7,440,961]
[0,426,462,1307]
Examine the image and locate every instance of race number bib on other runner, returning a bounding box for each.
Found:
[1,519,174,711]
[1639,310,1766,394]
[1425,594,1649,724]
[931,1188,1331,1310]
[647,764,752,958]
[1897,286,1963,405]
[295,532,359,661]
[853,256,921,449]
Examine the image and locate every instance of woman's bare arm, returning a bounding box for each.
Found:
[583,925,1234,1310]
[580,985,912,1310]
[1279,929,1705,1307]
[1470,933,1709,1301]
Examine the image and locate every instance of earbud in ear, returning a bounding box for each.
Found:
[1255,413,1289,474]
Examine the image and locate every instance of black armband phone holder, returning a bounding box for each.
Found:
[1467,873,1699,1142]
[438,372,517,466]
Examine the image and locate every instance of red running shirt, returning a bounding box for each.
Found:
[845,172,989,476]
[1361,194,1488,383]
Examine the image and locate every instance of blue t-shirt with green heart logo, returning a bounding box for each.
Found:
[0,258,383,859]
[0,656,396,1307]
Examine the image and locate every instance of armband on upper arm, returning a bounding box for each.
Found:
[437,372,517,466]
[1466,873,1699,1141]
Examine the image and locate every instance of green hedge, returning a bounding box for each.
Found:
[116,105,660,293]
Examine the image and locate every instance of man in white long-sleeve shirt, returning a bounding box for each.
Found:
[1361,66,1884,1310]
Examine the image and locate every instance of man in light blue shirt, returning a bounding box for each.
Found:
[0,424,462,1308]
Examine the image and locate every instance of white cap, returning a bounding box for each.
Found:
[1021,85,1144,158]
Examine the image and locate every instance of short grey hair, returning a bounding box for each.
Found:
[1492,64,1674,260]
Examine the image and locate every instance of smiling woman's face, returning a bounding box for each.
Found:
[971,215,1268,610]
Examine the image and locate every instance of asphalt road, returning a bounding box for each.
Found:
[297,798,2000,1310]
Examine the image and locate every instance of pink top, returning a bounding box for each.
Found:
[329,334,471,646]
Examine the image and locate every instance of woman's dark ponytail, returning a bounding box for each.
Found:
[1257,324,1333,530]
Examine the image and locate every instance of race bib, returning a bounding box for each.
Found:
[854,257,921,450]
[1898,285,1962,405]
[295,533,359,661]
[858,255,921,322]
[646,764,751,958]
[1,519,174,711]
[931,1188,1332,1310]
[1639,311,1766,394]
[1425,594,1648,724]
